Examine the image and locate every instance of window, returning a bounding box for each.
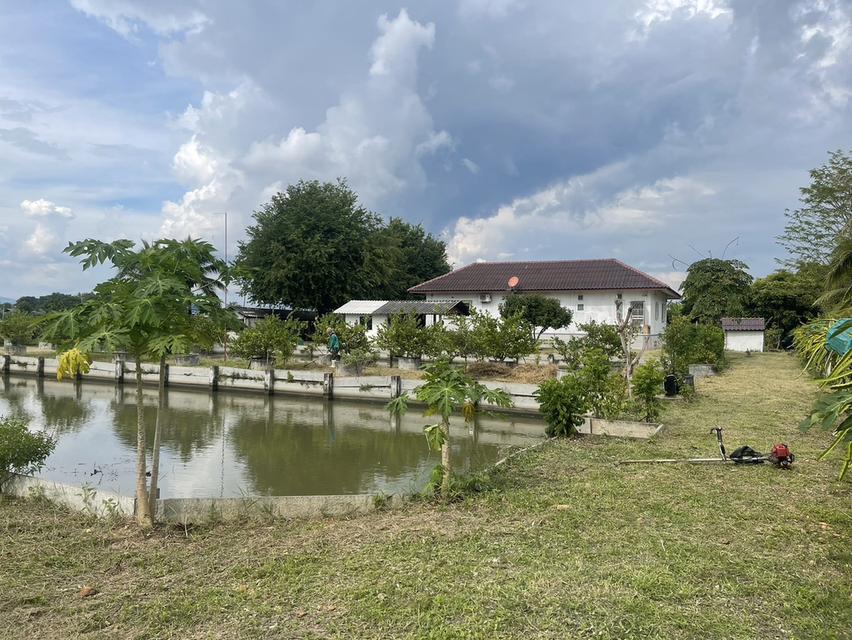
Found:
[629,301,644,328]
[577,303,584,311]
[655,302,660,321]
[577,294,584,301]
[358,315,373,330]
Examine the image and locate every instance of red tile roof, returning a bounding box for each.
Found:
[409,259,680,298]
[721,317,765,331]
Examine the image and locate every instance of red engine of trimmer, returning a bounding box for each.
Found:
[768,443,795,469]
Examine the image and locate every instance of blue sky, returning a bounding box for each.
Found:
[0,0,850,299]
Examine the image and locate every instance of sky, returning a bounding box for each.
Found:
[0,0,850,300]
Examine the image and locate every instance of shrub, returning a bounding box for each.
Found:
[661,316,725,375]
[579,348,627,419]
[764,326,782,351]
[0,313,36,346]
[375,314,431,359]
[496,313,538,362]
[552,321,621,370]
[631,359,665,422]
[422,323,454,360]
[231,316,304,365]
[535,374,589,437]
[0,416,55,488]
[340,348,378,373]
[312,314,369,353]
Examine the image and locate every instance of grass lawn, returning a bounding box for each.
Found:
[1,352,849,639]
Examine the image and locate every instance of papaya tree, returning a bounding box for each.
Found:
[44,238,233,526]
[387,360,511,499]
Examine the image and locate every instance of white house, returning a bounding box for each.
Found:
[333,299,470,338]
[407,258,680,346]
[721,317,765,352]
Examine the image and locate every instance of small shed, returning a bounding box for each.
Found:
[721,317,765,352]
[333,300,470,337]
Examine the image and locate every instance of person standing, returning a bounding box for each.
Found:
[328,329,341,360]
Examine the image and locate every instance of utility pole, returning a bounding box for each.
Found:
[223,211,229,361]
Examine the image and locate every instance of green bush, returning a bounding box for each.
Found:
[231,316,305,365]
[375,314,428,359]
[579,348,627,419]
[312,314,369,353]
[340,348,378,372]
[0,416,55,488]
[631,359,665,422]
[661,316,725,375]
[535,374,589,437]
[0,313,36,346]
[552,321,621,369]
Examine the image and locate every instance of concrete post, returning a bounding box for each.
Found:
[390,375,401,399]
[162,363,170,387]
[36,357,45,378]
[264,366,274,395]
[323,372,334,399]
[210,365,219,391]
[115,360,124,384]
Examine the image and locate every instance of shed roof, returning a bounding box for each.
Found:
[332,300,388,315]
[720,317,765,331]
[408,258,680,298]
[374,300,467,315]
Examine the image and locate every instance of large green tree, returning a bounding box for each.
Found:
[778,150,852,266]
[748,265,824,347]
[45,238,233,527]
[374,218,450,298]
[680,258,753,324]
[235,180,450,312]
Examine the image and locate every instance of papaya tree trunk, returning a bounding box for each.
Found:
[147,355,166,517]
[135,357,152,527]
[440,419,451,499]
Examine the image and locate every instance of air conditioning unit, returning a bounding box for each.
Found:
[480,293,492,303]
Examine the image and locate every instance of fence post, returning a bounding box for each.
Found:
[2,354,9,374]
[162,363,170,388]
[36,357,45,378]
[210,365,219,391]
[390,375,401,399]
[264,366,275,395]
[115,359,125,384]
[323,372,334,399]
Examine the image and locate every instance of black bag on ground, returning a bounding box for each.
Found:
[730,445,764,464]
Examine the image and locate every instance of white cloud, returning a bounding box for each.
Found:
[462,158,480,174]
[158,9,451,241]
[446,165,716,266]
[22,222,59,256]
[69,0,208,37]
[20,199,73,219]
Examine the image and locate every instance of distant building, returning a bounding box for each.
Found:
[721,317,765,352]
[332,300,469,338]
[407,258,680,345]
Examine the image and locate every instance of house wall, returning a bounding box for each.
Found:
[725,331,764,352]
[343,313,387,338]
[423,289,671,345]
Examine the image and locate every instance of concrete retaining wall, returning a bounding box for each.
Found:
[156,494,401,523]
[2,355,544,416]
[2,474,135,517]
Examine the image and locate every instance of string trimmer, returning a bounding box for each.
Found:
[619,427,795,468]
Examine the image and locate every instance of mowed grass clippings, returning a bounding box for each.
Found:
[0,352,849,639]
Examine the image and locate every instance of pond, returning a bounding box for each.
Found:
[0,376,543,498]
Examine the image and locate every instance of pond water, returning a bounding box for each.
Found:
[0,376,543,498]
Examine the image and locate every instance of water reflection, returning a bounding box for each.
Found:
[0,375,543,498]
